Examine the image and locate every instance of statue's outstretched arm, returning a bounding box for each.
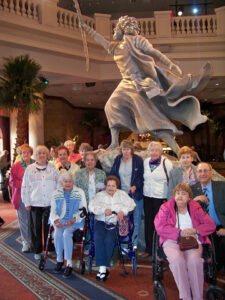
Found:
[141,38,182,76]
[81,23,111,53]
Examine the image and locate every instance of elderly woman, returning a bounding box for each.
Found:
[77,143,102,170]
[9,144,34,252]
[75,151,106,205]
[167,146,198,200]
[154,183,216,300]
[55,145,79,179]
[142,141,173,258]
[89,175,136,282]
[21,145,59,260]
[110,140,143,250]
[50,172,87,278]
[64,140,81,163]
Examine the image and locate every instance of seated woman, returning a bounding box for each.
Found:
[167,146,198,200]
[154,183,216,300]
[50,172,87,278]
[89,175,136,282]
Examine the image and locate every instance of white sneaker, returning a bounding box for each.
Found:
[22,244,30,253]
[133,245,137,251]
[34,253,41,260]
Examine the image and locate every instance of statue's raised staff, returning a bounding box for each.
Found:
[80,16,211,154]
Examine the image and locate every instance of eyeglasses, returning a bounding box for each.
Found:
[196,169,211,174]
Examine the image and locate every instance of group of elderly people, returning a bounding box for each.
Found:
[9,139,224,295]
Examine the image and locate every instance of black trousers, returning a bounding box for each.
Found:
[30,206,54,254]
[212,227,225,271]
[143,196,166,253]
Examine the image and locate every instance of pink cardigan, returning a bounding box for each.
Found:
[9,161,25,210]
[154,198,216,246]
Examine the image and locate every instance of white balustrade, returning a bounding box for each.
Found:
[171,15,217,36]
[57,7,95,30]
[111,18,156,38]
[0,0,39,20]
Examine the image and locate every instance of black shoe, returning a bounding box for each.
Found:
[100,269,110,282]
[54,262,64,273]
[0,217,5,227]
[96,272,101,281]
[63,266,73,278]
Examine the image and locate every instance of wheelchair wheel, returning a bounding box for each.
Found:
[87,256,92,274]
[153,281,166,300]
[206,286,225,300]
[39,255,45,271]
[79,261,85,274]
[132,256,137,277]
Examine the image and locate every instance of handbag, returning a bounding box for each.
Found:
[118,216,133,236]
[178,236,199,251]
[177,210,199,251]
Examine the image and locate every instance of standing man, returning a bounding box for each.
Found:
[192,162,225,272]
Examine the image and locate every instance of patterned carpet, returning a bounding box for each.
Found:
[0,220,126,300]
[1,220,225,299]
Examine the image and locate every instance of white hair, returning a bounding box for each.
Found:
[34,145,50,160]
[58,171,74,184]
[147,141,163,153]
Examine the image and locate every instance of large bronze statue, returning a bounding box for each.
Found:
[80,16,210,153]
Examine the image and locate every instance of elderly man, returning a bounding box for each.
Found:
[192,162,225,272]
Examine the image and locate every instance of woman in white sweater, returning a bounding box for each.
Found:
[142,141,172,258]
[21,145,59,260]
[89,175,136,282]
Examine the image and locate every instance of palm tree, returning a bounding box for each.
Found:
[0,54,46,159]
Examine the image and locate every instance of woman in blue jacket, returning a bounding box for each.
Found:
[110,140,144,250]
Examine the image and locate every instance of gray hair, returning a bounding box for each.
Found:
[34,145,50,160]
[84,151,97,162]
[147,141,163,153]
[58,171,74,185]
[196,162,213,171]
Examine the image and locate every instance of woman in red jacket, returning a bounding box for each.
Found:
[154,183,216,300]
[9,144,34,252]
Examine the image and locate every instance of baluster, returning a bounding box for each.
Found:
[188,19,193,35]
[138,21,142,35]
[214,17,217,32]
[26,0,31,18]
[57,11,61,26]
[20,0,25,16]
[14,0,19,15]
[67,13,70,29]
[8,0,11,12]
[194,18,198,34]
[147,21,150,37]
[204,17,208,34]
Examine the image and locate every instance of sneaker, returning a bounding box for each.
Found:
[100,269,110,282]
[54,262,64,274]
[22,244,30,253]
[34,253,41,260]
[133,245,137,251]
[63,266,73,278]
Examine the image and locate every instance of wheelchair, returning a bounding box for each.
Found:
[39,207,92,274]
[152,230,225,300]
[87,211,138,277]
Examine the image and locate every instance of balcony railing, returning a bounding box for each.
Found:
[1,0,224,40]
[0,0,39,21]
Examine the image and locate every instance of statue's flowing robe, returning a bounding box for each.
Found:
[105,35,210,135]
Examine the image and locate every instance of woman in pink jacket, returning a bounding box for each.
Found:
[154,183,216,300]
[9,144,34,253]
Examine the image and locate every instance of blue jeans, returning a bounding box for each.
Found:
[94,221,117,267]
[132,198,143,248]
